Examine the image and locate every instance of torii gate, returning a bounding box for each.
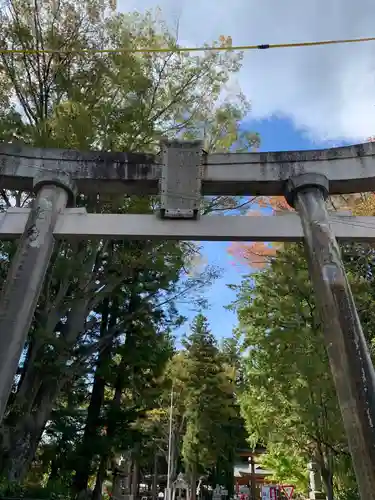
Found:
[0,140,375,497]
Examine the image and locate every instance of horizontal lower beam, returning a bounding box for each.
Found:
[1,142,375,196]
[0,209,374,242]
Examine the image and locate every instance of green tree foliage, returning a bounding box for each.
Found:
[0,0,257,152]
[210,337,247,496]
[230,243,375,499]
[0,0,255,491]
[138,352,189,490]
[138,320,245,500]
[258,444,308,493]
[180,315,238,498]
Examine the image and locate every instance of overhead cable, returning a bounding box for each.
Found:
[1,36,375,55]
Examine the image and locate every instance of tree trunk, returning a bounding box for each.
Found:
[131,456,140,498]
[2,383,58,481]
[249,455,256,500]
[92,454,108,500]
[321,466,334,500]
[73,298,113,493]
[169,429,179,484]
[48,457,59,484]
[0,289,94,479]
[189,468,197,500]
[152,453,158,500]
[3,424,43,481]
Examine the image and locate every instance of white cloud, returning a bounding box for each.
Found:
[118,0,375,142]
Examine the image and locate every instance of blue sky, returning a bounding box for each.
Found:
[119,0,375,341]
[177,115,351,340]
[121,0,375,142]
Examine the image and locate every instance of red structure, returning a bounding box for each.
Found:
[234,448,275,499]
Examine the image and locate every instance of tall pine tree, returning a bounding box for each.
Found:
[182,315,237,500]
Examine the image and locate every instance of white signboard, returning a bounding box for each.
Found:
[261,486,278,500]
[261,486,271,500]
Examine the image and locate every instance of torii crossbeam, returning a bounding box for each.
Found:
[0,140,374,498]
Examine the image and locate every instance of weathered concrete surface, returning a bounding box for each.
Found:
[0,143,158,194]
[295,187,375,497]
[1,142,375,196]
[0,209,374,242]
[203,142,375,195]
[0,186,69,423]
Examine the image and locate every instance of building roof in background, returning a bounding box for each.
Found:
[234,464,273,477]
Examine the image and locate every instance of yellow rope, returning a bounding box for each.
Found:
[1,36,375,55]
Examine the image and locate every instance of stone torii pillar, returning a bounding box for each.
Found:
[0,170,76,423]
[285,173,375,499]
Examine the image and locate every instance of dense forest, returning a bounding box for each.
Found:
[0,2,374,500]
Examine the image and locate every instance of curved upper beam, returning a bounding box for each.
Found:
[0,142,374,196]
[203,142,375,195]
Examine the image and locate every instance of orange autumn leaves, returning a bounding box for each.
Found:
[228,241,279,270]
[228,137,375,270]
[219,35,233,48]
[228,196,293,269]
[258,196,293,213]
[229,193,375,269]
